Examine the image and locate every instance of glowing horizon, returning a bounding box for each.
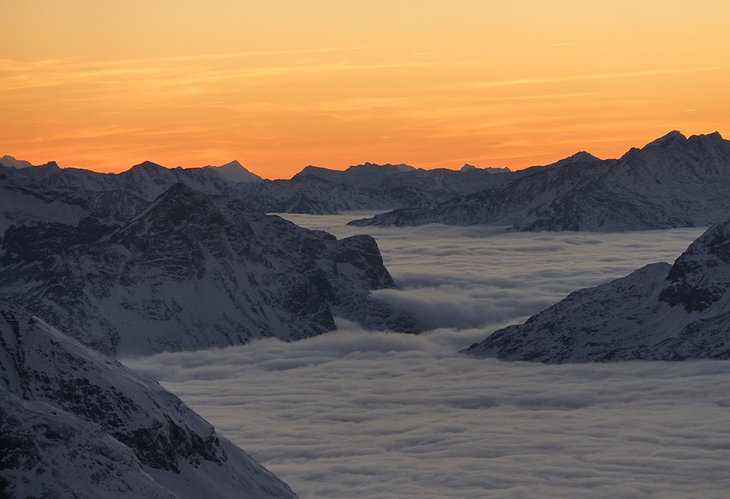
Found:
[2,0,729,179]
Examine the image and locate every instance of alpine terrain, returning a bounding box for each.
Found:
[464,218,730,362]
[0,303,297,498]
[0,183,416,356]
[351,132,730,232]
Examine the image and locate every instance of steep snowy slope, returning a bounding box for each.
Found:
[464,219,730,362]
[0,304,297,498]
[0,184,416,355]
[352,132,730,231]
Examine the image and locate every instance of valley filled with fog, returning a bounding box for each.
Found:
[125,215,730,498]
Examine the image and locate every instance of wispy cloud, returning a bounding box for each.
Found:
[0,52,466,93]
[462,66,722,89]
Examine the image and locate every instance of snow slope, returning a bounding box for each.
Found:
[464,219,730,362]
[0,303,296,498]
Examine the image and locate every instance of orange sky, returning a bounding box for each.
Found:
[2,0,729,179]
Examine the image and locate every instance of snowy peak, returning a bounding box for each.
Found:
[119,161,173,182]
[349,162,416,173]
[644,130,687,149]
[659,219,730,312]
[459,163,510,173]
[690,131,724,143]
[205,160,263,183]
[125,160,168,173]
[640,130,728,154]
[223,159,243,168]
[112,182,220,244]
[135,181,207,214]
[548,151,602,169]
[0,155,34,169]
[0,303,297,498]
[563,151,600,163]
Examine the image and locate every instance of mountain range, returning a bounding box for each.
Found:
[10,131,730,235]
[464,218,730,362]
[0,303,297,498]
[0,156,512,232]
[0,183,416,356]
[351,131,730,232]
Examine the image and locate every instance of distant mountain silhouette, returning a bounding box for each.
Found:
[350,131,730,232]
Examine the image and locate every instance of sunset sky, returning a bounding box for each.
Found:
[2,0,729,178]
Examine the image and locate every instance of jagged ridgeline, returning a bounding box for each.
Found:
[0,157,512,234]
[0,304,297,498]
[464,218,730,363]
[0,183,417,356]
[351,132,730,231]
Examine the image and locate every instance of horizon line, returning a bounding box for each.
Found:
[2,129,724,180]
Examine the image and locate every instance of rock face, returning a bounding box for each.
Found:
[463,219,730,362]
[351,132,730,232]
[0,183,416,356]
[0,304,297,499]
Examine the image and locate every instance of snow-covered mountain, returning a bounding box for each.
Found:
[40,160,262,215]
[0,166,98,238]
[463,219,730,362]
[0,154,34,169]
[0,183,417,355]
[351,132,730,232]
[0,303,297,498]
[1,159,263,224]
[1,157,515,221]
[229,162,515,215]
[198,160,264,183]
[287,162,514,208]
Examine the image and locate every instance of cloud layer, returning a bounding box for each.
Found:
[125,218,727,498]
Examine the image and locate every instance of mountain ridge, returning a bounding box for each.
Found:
[350,131,730,232]
[0,183,417,356]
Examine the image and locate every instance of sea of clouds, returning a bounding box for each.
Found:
[125,215,730,498]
